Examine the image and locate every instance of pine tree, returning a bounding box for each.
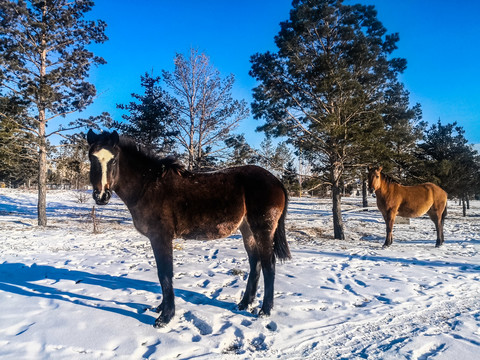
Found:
[0,0,107,225]
[0,96,37,186]
[256,138,293,177]
[282,160,300,196]
[415,120,480,214]
[250,0,408,239]
[223,134,256,167]
[113,73,177,155]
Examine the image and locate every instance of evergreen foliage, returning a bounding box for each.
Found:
[112,73,177,155]
[250,0,411,239]
[0,96,37,186]
[282,160,301,195]
[223,134,256,167]
[415,120,480,204]
[0,0,108,225]
[255,138,293,176]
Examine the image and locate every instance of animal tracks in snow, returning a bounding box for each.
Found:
[183,311,213,336]
[1,192,479,359]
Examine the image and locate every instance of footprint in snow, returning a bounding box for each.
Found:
[241,319,252,327]
[183,311,213,336]
[375,294,392,304]
[354,279,367,287]
[197,279,210,288]
[265,321,277,331]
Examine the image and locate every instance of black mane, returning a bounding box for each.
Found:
[118,136,188,177]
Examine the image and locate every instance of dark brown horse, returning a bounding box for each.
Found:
[367,166,447,248]
[87,130,291,327]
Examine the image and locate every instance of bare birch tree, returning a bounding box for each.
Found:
[162,49,249,170]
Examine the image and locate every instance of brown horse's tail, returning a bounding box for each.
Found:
[274,186,291,261]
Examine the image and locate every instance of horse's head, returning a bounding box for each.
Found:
[367,166,382,192]
[87,129,120,205]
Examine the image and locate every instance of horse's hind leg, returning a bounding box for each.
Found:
[258,245,275,316]
[238,220,261,311]
[251,226,276,316]
[428,207,444,247]
[239,220,276,316]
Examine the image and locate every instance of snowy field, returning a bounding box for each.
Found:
[0,188,479,359]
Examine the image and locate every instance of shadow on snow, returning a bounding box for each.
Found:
[0,262,248,327]
[293,249,480,273]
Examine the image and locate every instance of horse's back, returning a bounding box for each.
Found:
[167,165,285,239]
[397,182,447,218]
[234,165,286,203]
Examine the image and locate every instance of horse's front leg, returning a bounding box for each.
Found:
[383,210,396,248]
[434,222,444,248]
[150,235,175,328]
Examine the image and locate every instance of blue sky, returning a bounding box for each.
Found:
[83,0,480,148]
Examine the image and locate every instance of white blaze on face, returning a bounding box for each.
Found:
[92,149,114,197]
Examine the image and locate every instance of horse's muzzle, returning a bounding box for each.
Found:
[93,189,112,205]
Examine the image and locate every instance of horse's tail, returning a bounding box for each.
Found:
[274,185,291,261]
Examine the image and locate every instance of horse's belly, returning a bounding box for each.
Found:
[180,218,243,240]
[398,203,429,218]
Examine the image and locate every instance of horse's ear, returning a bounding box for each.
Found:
[378,166,383,172]
[110,131,120,146]
[87,129,97,145]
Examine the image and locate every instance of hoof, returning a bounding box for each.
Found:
[152,303,164,313]
[237,304,247,311]
[154,313,173,328]
[258,307,271,317]
[154,318,167,328]
[382,244,391,249]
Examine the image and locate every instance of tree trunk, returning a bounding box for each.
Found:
[332,183,345,239]
[187,112,195,171]
[298,156,303,197]
[362,177,368,209]
[38,119,47,226]
[38,11,48,226]
[466,196,470,210]
[331,162,345,240]
[462,196,466,217]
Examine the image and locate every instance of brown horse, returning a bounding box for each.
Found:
[367,166,447,248]
[87,130,291,327]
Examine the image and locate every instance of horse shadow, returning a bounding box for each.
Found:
[0,262,244,326]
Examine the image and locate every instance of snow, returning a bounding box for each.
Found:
[1,188,479,359]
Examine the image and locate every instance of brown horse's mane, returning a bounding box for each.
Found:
[381,171,400,185]
[118,136,189,177]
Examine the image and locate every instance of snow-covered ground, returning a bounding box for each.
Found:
[0,188,479,359]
